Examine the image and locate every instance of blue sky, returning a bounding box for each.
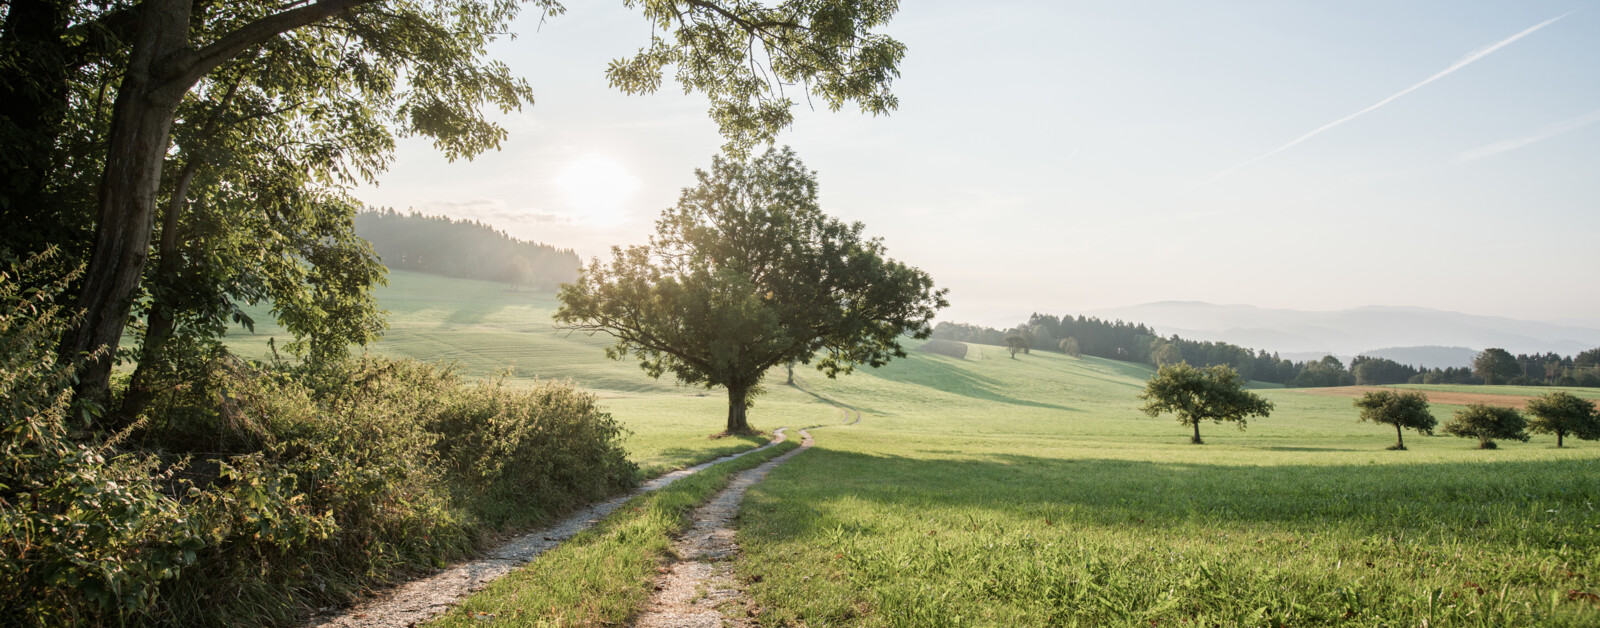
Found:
[355,1,1600,328]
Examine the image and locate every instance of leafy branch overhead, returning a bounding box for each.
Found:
[609,0,905,150]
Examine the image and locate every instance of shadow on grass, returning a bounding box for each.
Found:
[753,449,1600,544]
[865,360,1079,412]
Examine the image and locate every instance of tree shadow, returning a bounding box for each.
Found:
[865,361,1078,412]
[752,450,1600,546]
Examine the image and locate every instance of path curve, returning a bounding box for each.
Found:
[633,429,814,627]
[307,430,793,628]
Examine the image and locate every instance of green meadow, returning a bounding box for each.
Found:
[230,272,1600,625]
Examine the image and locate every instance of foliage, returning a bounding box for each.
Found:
[1525,391,1600,448]
[1290,355,1356,388]
[1351,355,1420,385]
[555,147,946,433]
[1443,403,1530,449]
[354,208,579,291]
[1059,336,1081,357]
[1474,348,1522,386]
[1004,333,1029,359]
[1138,363,1274,444]
[1352,390,1435,450]
[608,0,904,151]
[0,255,637,624]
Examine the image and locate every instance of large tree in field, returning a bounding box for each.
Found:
[1473,348,1520,385]
[1138,363,1274,444]
[1352,390,1435,450]
[1525,391,1600,448]
[0,0,908,406]
[1443,403,1529,449]
[555,147,946,434]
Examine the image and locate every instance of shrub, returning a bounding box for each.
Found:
[0,250,639,626]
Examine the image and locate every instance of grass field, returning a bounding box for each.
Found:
[229,272,1600,625]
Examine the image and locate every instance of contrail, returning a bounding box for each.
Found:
[1454,108,1600,162]
[1194,10,1577,188]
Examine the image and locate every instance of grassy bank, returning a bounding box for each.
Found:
[431,437,803,627]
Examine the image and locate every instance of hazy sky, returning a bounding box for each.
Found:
[355,1,1600,328]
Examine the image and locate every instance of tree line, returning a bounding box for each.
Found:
[935,314,1600,388]
[354,208,579,291]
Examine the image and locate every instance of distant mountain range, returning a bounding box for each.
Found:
[1082,302,1600,368]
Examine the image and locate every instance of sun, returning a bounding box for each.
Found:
[556,154,640,225]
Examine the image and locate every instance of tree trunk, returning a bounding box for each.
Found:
[120,159,198,420]
[1394,424,1406,450]
[1557,431,1565,448]
[0,0,72,243]
[786,362,794,385]
[63,0,194,402]
[726,385,752,434]
[1190,421,1203,445]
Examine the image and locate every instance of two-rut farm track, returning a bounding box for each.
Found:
[312,393,859,628]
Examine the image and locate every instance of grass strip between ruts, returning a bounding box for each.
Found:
[428,435,804,627]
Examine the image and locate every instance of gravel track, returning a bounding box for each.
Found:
[305,429,793,628]
[632,429,814,628]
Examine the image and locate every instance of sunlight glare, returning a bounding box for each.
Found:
[557,154,640,225]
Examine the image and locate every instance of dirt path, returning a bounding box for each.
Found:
[633,429,815,628]
[306,429,793,628]
[1296,386,1540,409]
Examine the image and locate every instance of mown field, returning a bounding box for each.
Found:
[231,272,1600,625]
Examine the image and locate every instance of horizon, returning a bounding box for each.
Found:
[354,1,1600,326]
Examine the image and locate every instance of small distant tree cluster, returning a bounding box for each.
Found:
[1353,390,1436,450]
[1004,333,1030,359]
[1059,337,1081,357]
[933,317,1600,389]
[355,209,579,290]
[1139,364,1274,444]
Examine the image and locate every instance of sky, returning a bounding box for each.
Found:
[354,0,1600,329]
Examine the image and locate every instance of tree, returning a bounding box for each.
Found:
[1442,403,1529,449]
[1004,333,1029,359]
[554,147,945,434]
[1,0,908,404]
[1473,348,1520,385]
[1138,363,1274,444]
[1150,342,1184,368]
[1059,337,1081,357]
[1525,391,1600,448]
[1352,390,1435,450]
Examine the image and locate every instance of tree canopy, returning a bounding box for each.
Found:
[1442,403,1529,449]
[1473,348,1520,386]
[0,0,910,408]
[554,147,946,433]
[1524,391,1599,448]
[1352,390,1435,450]
[1138,363,1274,444]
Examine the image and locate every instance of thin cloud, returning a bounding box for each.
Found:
[1195,10,1577,188]
[1455,108,1600,163]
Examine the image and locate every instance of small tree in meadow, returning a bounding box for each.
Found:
[1525,391,1600,448]
[1139,363,1274,444]
[1442,403,1530,449]
[1352,390,1435,450]
[1004,333,1029,359]
[1059,337,1081,357]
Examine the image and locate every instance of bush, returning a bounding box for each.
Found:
[0,251,639,626]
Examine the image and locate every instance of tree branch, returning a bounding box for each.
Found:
[173,0,378,87]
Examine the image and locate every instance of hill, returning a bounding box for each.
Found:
[1085,301,1600,356]
[354,208,580,290]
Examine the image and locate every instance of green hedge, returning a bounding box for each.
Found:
[0,256,639,626]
